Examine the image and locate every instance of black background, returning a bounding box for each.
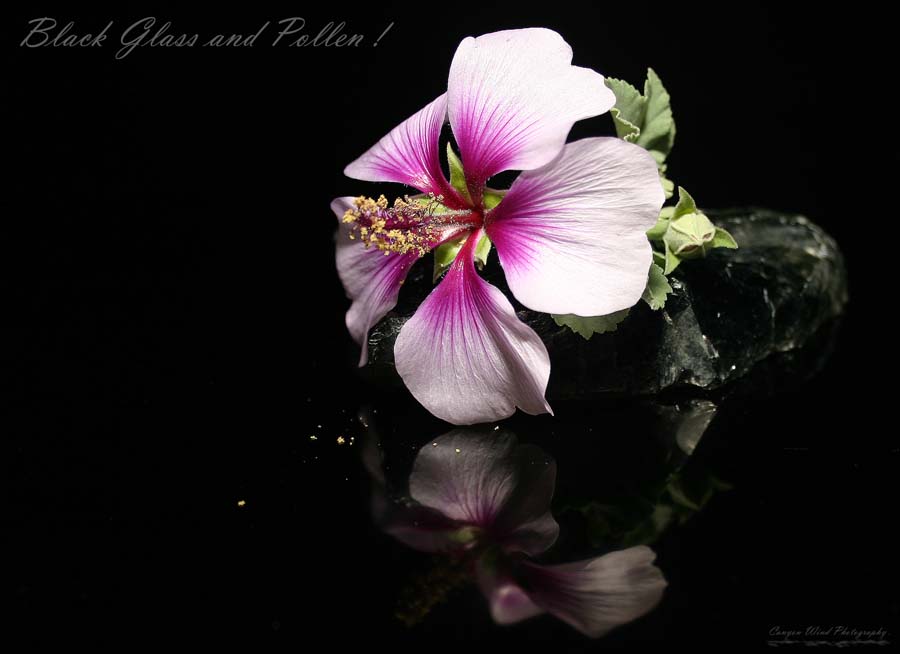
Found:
[4,3,896,649]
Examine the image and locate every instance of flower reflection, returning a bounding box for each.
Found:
[365,428,666,637]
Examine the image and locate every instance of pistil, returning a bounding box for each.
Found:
[342,194,481,257]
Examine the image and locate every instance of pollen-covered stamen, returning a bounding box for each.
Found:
[343,194,481,257]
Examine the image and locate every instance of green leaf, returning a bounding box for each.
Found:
[639,68,676,160]
[605,69,676,165]
[612,112,641,143]
[619,504,676,548]
[482,188,505,210]
[660,172,674,199]
[432,232,491,281]
[648,150,667,166]
[474,232,491,269]
[605,77,644,143]
[642,263,672,310]
[710,227,738,249]
[672,186,698,220]
[653,250,666,269]
[663,241,681,275]
[446,143,471,203]
[432,236,465,282]
[552,309,630,339]
[667,479,702,512]
[605,78,644,125]
[647,214,670,240]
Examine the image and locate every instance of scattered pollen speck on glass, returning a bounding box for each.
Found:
[455,448,461,454]
[237,500,246,507]
[309,435,317,441]
[337,436,346,445]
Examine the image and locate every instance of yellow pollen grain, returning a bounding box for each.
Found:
[344,194,442,257]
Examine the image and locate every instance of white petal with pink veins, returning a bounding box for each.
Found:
[486,137,665,317]
[448,29,614,197]
[331,197,418,366]
[394,231,552,425]
[344,95,464,206]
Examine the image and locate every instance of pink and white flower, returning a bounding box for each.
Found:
[331,28,664,425]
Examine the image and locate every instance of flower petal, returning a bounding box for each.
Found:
[490,446,559,556]
[476,561,545,625]
[448,29,614,198]
[394,231,552,425]
[331,197,418,366]
[343,95,464,207]
[408,429,558,555]
[485,138,665,316]
[518,546,667,638]
[362,424,466,553]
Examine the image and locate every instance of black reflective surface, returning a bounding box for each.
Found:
[6,4,896,649]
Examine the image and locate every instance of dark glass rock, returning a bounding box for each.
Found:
[363,209,848,399]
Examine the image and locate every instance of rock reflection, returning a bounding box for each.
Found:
[564,400,731,551]
[364,426,670,638]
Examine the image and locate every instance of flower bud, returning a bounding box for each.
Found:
[664,211,717,258]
